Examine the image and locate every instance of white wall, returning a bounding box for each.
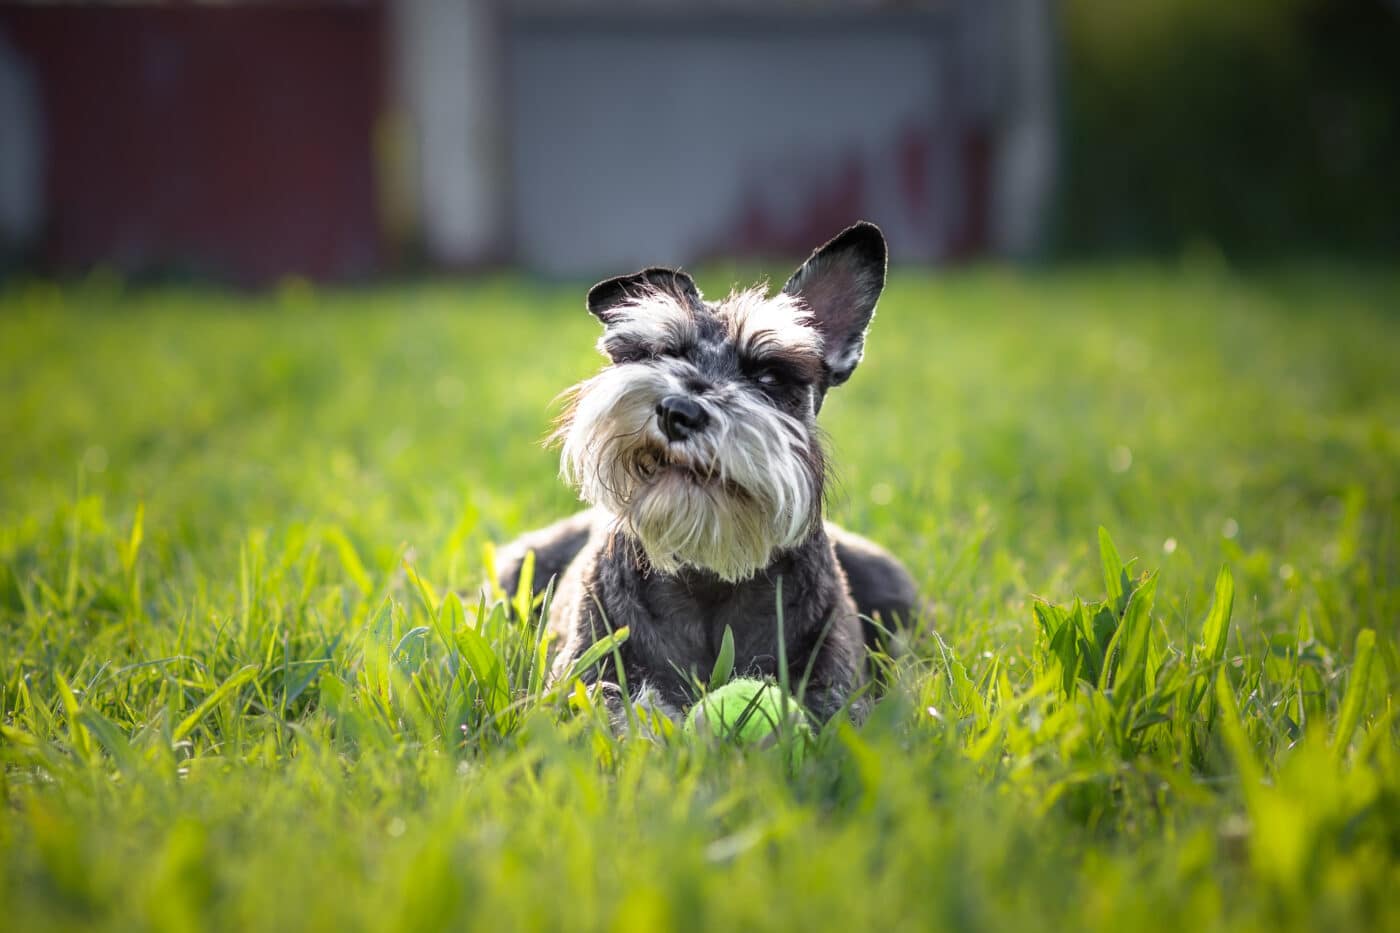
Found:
[508,18,957,276]
[394,2,1057,274]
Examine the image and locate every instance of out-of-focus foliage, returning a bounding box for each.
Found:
[1059,0,1400,256]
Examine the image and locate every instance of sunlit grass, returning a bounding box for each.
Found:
[1,265,1396,931]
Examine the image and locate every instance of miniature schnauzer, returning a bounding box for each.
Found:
[495,222,917,725]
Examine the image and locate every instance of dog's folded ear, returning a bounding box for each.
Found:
[587,267,701,325]
[782,222,887,387]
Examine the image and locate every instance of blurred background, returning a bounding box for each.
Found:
[0,0,1394,286]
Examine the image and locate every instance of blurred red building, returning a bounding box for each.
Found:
[0,1,1055,283]
[0,3,385,284]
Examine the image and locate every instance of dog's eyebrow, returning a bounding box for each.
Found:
[722,289,824,360]
[597,290,699,354]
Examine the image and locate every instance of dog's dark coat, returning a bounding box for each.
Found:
[498,510,914,722]
[495,222,917,724]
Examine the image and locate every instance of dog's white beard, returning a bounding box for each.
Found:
[558,365,818,582]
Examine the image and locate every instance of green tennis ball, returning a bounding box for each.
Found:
[684,679,812,762]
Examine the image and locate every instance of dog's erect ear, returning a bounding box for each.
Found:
[587,267,701,325]
[782,222,887,386]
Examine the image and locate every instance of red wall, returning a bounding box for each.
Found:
[1,4,385,284]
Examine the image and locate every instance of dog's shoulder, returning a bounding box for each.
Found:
[826,521,919,632]
[494,508,603,600]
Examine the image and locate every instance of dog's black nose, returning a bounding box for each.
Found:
[656,395,708,442]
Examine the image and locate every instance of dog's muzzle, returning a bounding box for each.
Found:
[556,364,821,580]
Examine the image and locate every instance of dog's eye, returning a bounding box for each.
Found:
[745,358,810,390]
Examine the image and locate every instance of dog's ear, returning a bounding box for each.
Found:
[587,267,700,325]
[782,222,887,387]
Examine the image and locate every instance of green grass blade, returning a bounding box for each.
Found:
[54,672,94,762]
[456,626,510,718]
[1111,572,1157,711]
[172,665,259,743]
[709,625,736,690]
[562,627,631,685]
[1333,628,1377,760]
[324,527,372,596]
[1200,565,1235,664]
[1188,565,1235,714]
[512,549,536,624]
[76,710,140,776]
[1098,527,1126,615]
[1213,669,1264,789]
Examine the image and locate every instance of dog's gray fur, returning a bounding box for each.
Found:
[495,222,917,725]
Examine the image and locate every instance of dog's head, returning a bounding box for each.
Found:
[555,222,887,581]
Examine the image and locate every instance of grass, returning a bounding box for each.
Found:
[1,264,1397,932]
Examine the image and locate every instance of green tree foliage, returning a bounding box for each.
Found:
[1059,0,1400,256]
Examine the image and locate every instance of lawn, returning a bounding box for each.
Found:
[1,264,1396,932]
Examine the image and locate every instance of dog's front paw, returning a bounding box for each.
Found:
[585,680,682,740]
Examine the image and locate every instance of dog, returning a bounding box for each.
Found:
[494,222,917,726]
